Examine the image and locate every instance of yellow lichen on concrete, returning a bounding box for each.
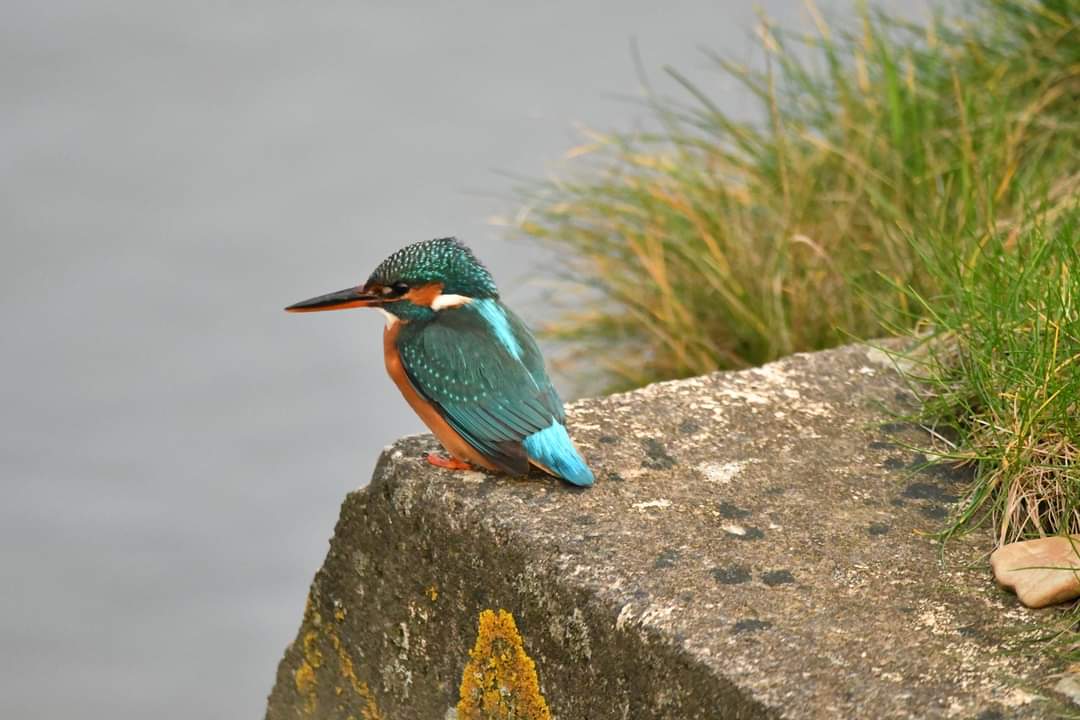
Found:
[329,629,383,720]
[426,584,439,602]
[294,591,382,720]
[457,609,551,720]
[302,631,324,669]
[294,659,318,716]
[293,599,326,717]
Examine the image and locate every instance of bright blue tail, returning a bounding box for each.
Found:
[523,422,594,487]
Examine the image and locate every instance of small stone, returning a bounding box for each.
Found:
[990,536,1080,608]
[1055,674,1080,707]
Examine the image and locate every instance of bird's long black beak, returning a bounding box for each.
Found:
[285,286,382,313]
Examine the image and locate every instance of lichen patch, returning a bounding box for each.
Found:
[457,609,551,720]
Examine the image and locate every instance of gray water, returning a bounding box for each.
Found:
[1,1,922,717]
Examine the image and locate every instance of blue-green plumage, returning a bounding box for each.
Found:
[396,296,594,486]
[288,237,593,487]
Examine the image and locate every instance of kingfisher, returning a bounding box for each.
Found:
[285,237,594,487]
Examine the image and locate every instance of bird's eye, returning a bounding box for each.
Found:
[391,282,409,295]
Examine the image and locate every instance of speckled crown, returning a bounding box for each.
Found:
[367,237,499,298]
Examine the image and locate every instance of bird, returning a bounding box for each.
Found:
[285,237,594,487]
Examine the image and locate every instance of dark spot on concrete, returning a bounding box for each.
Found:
[678,419,701,434]
[598,435,617,444]
[883,457,907,470]
[931,425,961,446]
[919,462,971,484]
[607,471,625,482]
[957,624,983,639]
[975,709,1004,720]
[736,527,765,541]
[890,497,906,507]
[868,440,895,450]
[559,483,591,495]
[880,422,910,434]
[761,570,795,586]
[732,618,772,634]
[919,504,948,520]
[642,438,677,470]
[867,522,890,536]
[473,482,499,499]
[712,565,751,585]
[654,549,680,569]
[716,501,751,520]
[576,514,596,525]
[902,483,958,503]
[764,485,785,495]
[633,589,649,601]
[894,391,916,406]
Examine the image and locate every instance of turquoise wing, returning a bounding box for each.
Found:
[396,300,593,486]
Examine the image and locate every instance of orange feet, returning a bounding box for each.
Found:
[426,452,474,471]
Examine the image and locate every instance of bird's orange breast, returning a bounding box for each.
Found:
[382,321,497,471]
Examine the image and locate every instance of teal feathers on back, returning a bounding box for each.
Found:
[522,422,595,487]
[471,299,523,359]
[396,299,593,486]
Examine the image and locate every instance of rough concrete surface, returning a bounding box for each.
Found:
[266,344,1069,719]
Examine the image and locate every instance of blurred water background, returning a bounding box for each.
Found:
[1,1,920,717]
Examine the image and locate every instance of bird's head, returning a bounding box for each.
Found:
[286,237,498,321]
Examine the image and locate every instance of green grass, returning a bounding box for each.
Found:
[513,0,1079,392]
[889,210,1080,543]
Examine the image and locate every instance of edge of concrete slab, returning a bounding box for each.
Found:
[266,344,1071,719]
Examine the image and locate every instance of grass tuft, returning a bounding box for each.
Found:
[888,209,1080,544]
[513,0,1079,392]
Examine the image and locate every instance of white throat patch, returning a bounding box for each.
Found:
[376,308,398,328]
[430,293,473,311]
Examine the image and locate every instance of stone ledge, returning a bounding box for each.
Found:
[265,343,1065,719]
